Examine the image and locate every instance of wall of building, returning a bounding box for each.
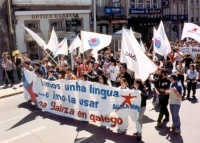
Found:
[15,10,90,53]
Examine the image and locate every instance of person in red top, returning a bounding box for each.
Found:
[77,60,89,78]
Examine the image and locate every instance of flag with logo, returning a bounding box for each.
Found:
[156,21,171,55]
[52,37,68,57]
[24,26,47,49]
[81,30,112,52]
[120,28,157,81]
[47,27,59,52]
[181,23,200,42]
[69,35,82,53]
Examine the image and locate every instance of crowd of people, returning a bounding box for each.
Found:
[1,39,200,141]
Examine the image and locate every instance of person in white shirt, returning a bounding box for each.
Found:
[186,64,198,99]
[108,59,119,87]
[174,48,183,66]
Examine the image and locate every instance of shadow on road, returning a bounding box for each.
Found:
[6,101,149,143]
[155,125,183,143]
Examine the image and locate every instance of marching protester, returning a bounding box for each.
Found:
[23,61,33,71]
[98,74,109,85]
[1,53,7,81]
[167,73,182,134]
[176,61,186,96]
[186,64,198,99]
[84,64,98,82]
[194,54,200,81]
[47,70,57,81]
[108,58,119,87]
[4,55,14,86]
[183,54,193,73]
[133,78,148,141]
[14,53,22,82]
[117,64,132,88]
[65,67,76,80]
[93,61,104,75]
[156,70,171,128]
[174,48,183,66]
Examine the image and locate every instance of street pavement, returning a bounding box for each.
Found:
[0,69,23,99]
[0,85,200,143]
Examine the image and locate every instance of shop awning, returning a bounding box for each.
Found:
[24,32,45,42]
[113,29,142,40]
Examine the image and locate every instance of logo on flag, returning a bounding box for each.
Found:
[155,37,161,49]
[188,28,200,35]
[88,37,100,47]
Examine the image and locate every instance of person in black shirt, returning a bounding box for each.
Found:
[84,65,98,82]
[156,69,171,127]
[118,64,132,88]
[15,53,22,81]
[183,54,193,73]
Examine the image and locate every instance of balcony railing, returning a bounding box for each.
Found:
[163,15,188,21]
[97,6,126,17]
[12,0,92,6]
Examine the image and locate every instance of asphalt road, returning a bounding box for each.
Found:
[0,86,200,143]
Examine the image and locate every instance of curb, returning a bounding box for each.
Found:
[0,91,23,99]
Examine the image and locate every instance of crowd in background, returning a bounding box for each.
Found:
[1,39,200,140]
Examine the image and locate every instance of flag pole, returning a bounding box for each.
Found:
[41,46,58,66]
[80,31,86,72]
[41,51,52,62]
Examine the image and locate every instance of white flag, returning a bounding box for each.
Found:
[52,37,68,57]
[47,27,59,52]
[24,26,47,49]
[157,21,171,55]
[139,38,146,52]
[120,28,157,81]
[181,23,200,42]
[81,30,112,52]
[69,35,82,53]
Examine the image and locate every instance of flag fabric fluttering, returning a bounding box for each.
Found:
[139,38,146,52]
[47,27,59,52]
[24,26,47,49]
[68,35,82,53]
[120,28,157,81]
[52,37,68,57]
[181,23,200,43]
[81,30,112,52]
[158,20,171,56]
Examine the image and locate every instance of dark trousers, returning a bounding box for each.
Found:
[5,70,14,84]
[2,68,5,81]
[157,94,169,123]
[16,67,22,81]
[177,74,186,95]
[187,82,197,97]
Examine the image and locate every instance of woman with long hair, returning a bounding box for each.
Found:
[186,64,198,99]
[133,78,148,141]
[98,74,109,85]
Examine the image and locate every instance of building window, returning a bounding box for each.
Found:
[191,17,194,22]
[138,0,144,8]
[49,19,64,30]
[196,17,199,23]
[152,0,158,9]
[146,0,151,9]
[130,0,136,8]
[24,21,39,31]
[97,0,105,7]
[191,0,194,3]
[197,0,199,5]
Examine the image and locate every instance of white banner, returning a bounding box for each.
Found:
[179,47,200,58]
[23,69,141,131]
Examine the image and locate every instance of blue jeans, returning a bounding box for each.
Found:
[170,104,181,130]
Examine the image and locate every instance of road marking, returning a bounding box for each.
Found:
[0,126,46,143]
[0,114,29,124]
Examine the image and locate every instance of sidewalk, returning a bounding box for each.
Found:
[0,69,24,99]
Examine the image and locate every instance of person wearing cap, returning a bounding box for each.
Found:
[176,61,186,96]
[186,64,198,99]
[14,53,22,82]
[155,69,171,128]
[167,73,182,134]
[93,61,103,75]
